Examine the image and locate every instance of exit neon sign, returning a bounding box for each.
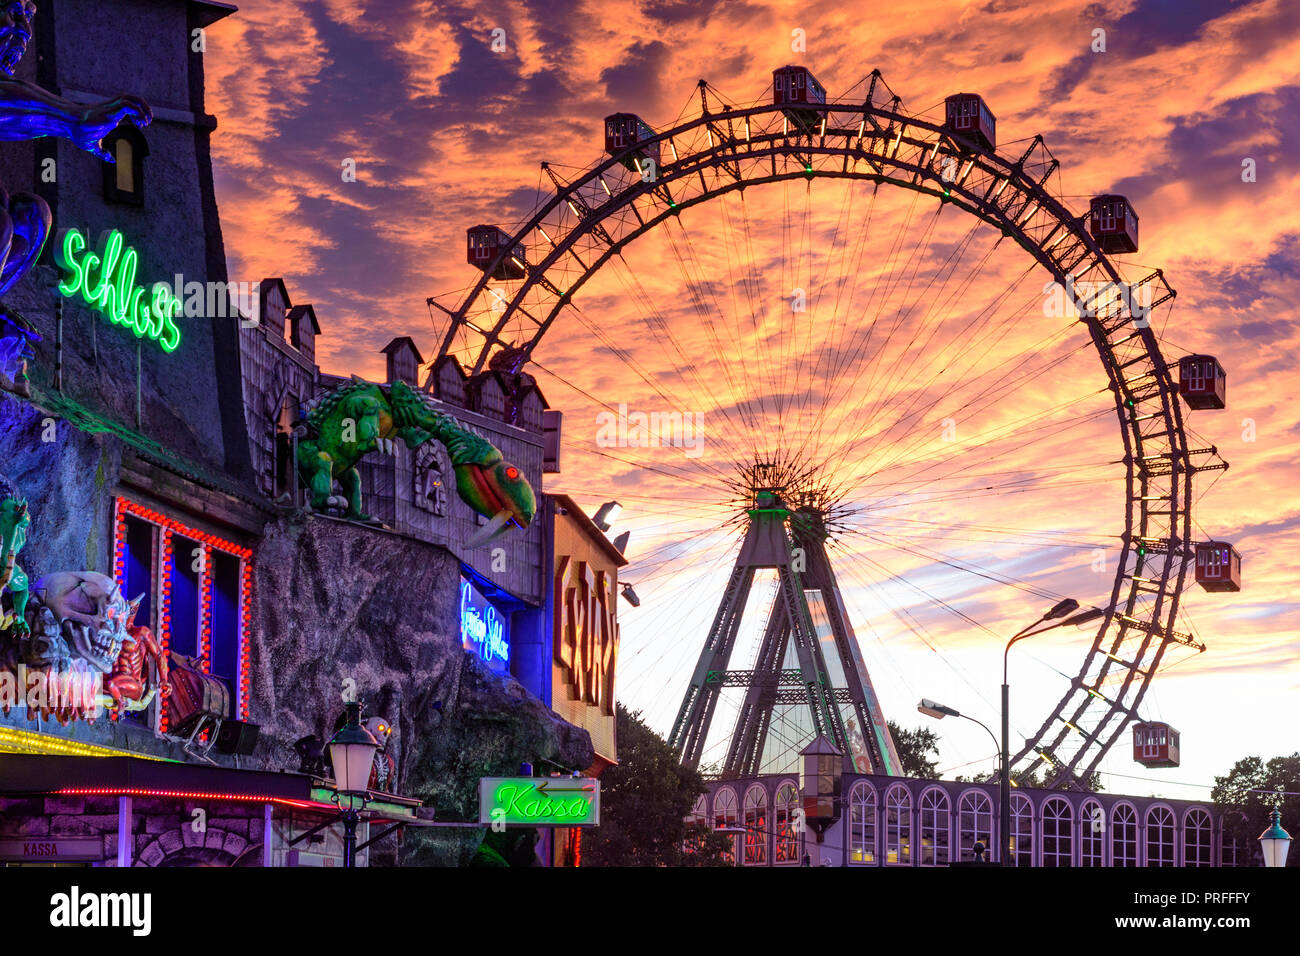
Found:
[478,777,600,827]
[55,228,183,353]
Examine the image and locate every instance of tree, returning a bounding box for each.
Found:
[1212,752,1300,867]
[888,720,940,778]
[582,705,731,866]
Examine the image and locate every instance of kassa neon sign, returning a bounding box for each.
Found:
[55,228,183,353]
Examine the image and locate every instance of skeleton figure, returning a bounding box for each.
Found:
[364,715,397,792]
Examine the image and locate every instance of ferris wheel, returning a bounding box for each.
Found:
[428,65,1235,788]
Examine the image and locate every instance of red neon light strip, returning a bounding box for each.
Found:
[112,497,255,730]
[55,787,323,811]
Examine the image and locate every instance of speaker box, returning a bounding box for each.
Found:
[215,718,261,755]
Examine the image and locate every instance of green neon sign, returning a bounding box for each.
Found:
[478,777,600,827]
[55,228,183,353]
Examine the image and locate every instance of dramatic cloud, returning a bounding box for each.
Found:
[205,0,1299,795]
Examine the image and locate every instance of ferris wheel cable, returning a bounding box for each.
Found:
[713,192,773,432]
[528,359,735,481]
[831,556,1015,734]
[819,278,1076,486]
[828,261,1068,463]
[813,220,997,473]
[847,456,1120,491]
[847,500,1115,536]
[606,250,758,460]
[653,226,763,443]
[554,439,724,491]
[847,526,1116,552]
[795,182,941,463]
[856,472,1124,513]
[620,548,745,677]
[731,189,786,432]
[831,399,1113,510]
[540,298,741,474]
[839,361,1109,503]
[820,227,1011,469]
[807,185,926,434]
[812,245,1046,483]
[802,183,882,453]
[838,528,1067,603]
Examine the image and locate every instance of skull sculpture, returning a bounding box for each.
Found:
[29,571,142,674]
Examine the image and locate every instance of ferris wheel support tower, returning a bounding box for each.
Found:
[668,490,902,777]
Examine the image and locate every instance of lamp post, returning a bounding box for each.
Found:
[999,599,1105,866]
[918,698,1000,860]
[328,701,379,868]
[1258,809,1292,867]
[800,735,844,867]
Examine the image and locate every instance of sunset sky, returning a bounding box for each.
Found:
[204,0,1299,797]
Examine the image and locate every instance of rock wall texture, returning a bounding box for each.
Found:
[0,399,117,581]
[251,514,592,865]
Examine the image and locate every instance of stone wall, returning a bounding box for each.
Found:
[251,514,593,864]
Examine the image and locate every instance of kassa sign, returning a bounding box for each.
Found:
[479,777,600,827]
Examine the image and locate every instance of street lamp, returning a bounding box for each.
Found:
[918,698,1001,860]
[328,701,379,868]
[1001,600,1106,866]
[1259,809,1292,867]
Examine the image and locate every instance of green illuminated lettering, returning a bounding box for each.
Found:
[55,227,182,353]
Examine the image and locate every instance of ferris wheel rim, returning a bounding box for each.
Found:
[436,82,1204,787]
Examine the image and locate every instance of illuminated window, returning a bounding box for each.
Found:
[919,788,950,866]
[713,787,738,864]
[1080,799,1105,866]
[1112,803,1138,867]
[885,785,911,865]
[742,785,768,865]
[1010,794,1033,866]
[849,782,877,864]
[774,782,800,865]
[1184,808,1213,867]
[102,124,148,206]
[958,790,993,862]
[1146,805,1176,867]
[1041,797,1073,867]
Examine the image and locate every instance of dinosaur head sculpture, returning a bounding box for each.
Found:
[455,457,536,537]
[0,2,34,77]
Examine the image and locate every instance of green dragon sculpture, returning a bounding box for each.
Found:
[297,377,536,542]
[0,474,30,635]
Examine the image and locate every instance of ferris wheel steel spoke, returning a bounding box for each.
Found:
[823,228,1006,471]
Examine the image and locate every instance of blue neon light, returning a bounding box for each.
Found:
[461,578,509,671]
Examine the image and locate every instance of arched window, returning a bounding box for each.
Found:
[713,787,738,864]
[885,785,912,865]
[1010,794,1033,866]
[1146,805,1176,867]
[919,788,951,866]
[102,123,149,206]
[1112,803,1138,867]
[742,786,768,865]
[849,782,877,865]
[1041,797,1073,867]
[774,782,800,865]
[1080,799,1105,866]
[958,790,993,862]
[1184,808,1213,867]
[687,794,707,825]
